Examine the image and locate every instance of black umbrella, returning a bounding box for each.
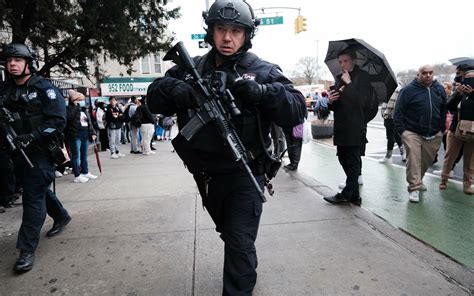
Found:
[449,57,474,67]
[324,38,397,103]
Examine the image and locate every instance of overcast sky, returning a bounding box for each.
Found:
[168,0,474,78]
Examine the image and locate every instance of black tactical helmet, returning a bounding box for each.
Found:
[203,0,260,50]
[1,43,38,73]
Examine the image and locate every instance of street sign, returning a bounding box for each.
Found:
[191,33,206,40]
[260,16,283,26]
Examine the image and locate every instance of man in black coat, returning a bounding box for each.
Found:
[323,49,372,206]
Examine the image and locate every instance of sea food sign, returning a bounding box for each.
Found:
[100,78,154,96]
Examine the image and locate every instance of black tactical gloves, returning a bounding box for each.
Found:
[13,133,35,148]
[146,77,198,115]
[171,81,198,110]
[232,79,267,105]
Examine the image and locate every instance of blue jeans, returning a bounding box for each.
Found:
[70,129,90,177]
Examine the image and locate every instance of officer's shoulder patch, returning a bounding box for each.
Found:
[242,73,256,80]
[46,89,57,100]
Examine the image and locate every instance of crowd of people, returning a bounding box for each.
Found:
[55,94,177,182]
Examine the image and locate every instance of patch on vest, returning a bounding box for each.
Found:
[46,89,57,100]
[28,92,38,100]
[242,73,256,80]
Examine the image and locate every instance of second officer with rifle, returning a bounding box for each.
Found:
[0,43,71,272]
[146,0,306,294]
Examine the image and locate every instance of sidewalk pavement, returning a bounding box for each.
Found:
[0,140,473,295]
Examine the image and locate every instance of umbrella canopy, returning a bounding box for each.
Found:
[449,57,474,68]
[324,38,397,103]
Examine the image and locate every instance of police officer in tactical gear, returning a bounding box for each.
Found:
[0,43,71,272]
[147,1,306,294]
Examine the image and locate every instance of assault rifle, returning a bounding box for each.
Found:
[0,105,34,168]
[164,41,266,202]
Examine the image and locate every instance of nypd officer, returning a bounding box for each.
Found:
[146,1,306,294]
[0,43,71,272]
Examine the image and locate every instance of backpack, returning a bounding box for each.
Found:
[130,110,141,127]
[123,105,132,123]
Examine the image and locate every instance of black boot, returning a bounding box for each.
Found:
[47,215,72,237]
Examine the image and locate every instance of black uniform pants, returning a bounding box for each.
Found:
[16,160,69,253]
[203,172,265,296]
[337,145,361,199]
[283,127,303,167]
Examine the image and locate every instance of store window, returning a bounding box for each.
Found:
[140,56,151,74]
[153,54,162,74]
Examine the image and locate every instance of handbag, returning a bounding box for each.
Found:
[454,119,474,142]
[454,100,474,142]
[292,123,304,139]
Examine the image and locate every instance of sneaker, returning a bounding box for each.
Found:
[82,173,97,180]
[111,153,119,159]
[409,191,419,203]
[117,152,126,157]
[63,170,68,175]
[378,157,392,164]
[73,175,89,183]
[149,151,156,154]
[55,171,63,178]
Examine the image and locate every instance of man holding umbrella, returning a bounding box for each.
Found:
[323,48,372,206]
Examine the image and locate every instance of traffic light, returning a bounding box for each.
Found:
[294,15,307,34]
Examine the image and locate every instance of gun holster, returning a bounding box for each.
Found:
[264,155,281,180]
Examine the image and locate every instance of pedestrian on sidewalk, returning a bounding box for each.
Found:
[439,68,474,194]
[136,97,157,155]
[105,97,126,159]
[378,83,406,164]
[65,89,98,183]
[1,43,72,272]
[323,48,372,206]
[95,101,109,151]
[146,1,306,294]
[394,65,447,202]
[433,77,466,177]
[128,96,142,154]
[283,125,303,171]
